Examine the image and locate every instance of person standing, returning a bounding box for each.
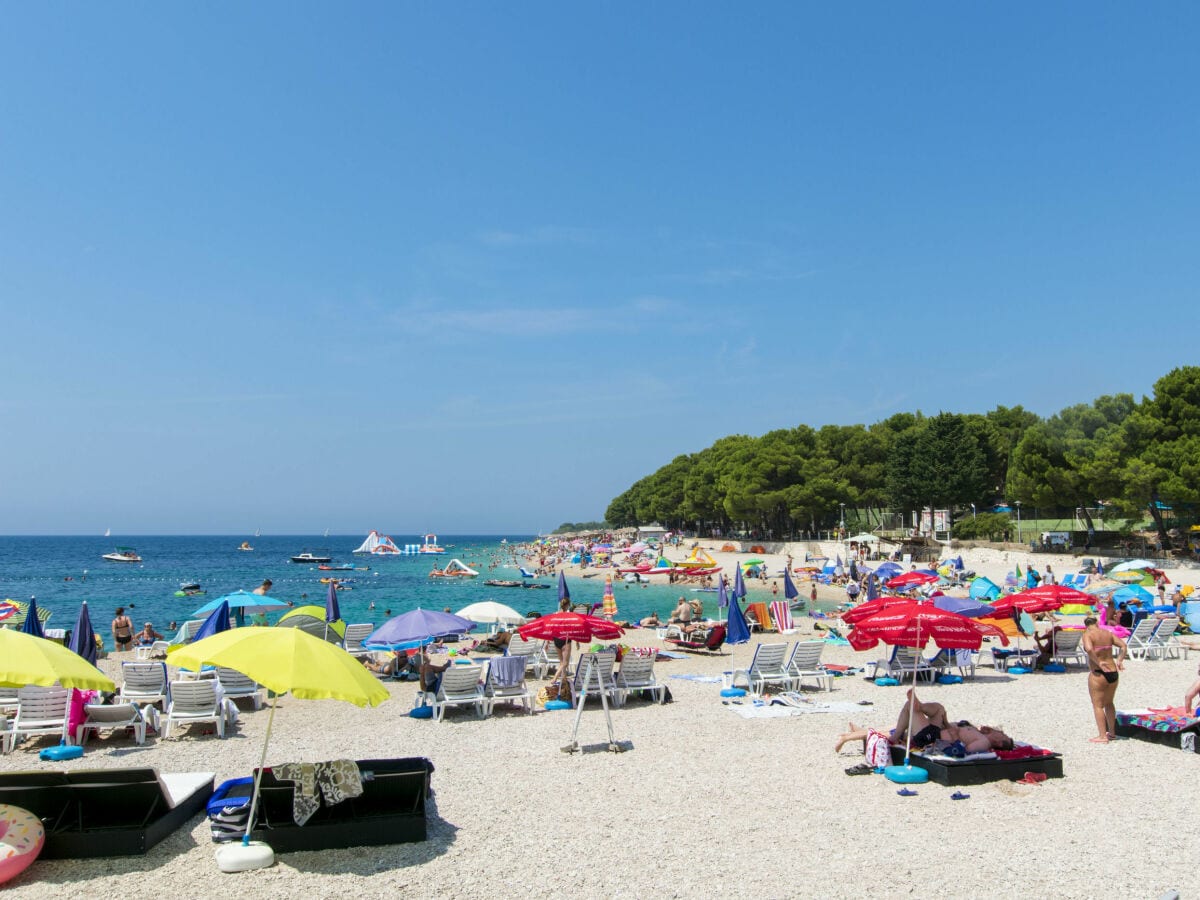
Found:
[111,607,134,652]
[1082,615,1128,743]
[253,579,272,596]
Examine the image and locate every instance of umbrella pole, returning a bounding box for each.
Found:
[242,693,278,847]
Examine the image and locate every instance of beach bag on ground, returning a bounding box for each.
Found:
[208,776,255,842]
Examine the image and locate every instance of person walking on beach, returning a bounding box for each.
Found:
[111,607,134,652]
[1082,615,1127,743]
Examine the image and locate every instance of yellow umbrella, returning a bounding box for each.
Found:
[167,627,388,870]
[0,628,115,691]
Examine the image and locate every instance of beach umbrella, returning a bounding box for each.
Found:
[557,571,571,605]
[1016,584,1094,605]
[846,600,1008,783]
[932,595,995,618]
[886,572,939,591]
[717,577,730,612]
[518,611,622,643]
[1113,584,1154,605]
[848,560,859,583]
[168,628,388,870]
[324,581,342,642]
[601,574,617,619]
[192,600,232,643]
[455,601,524,626]
[865,574,880,602]
[67,601,97,665]
[365,608,474,651]
[874,561,902,580]
[1111,571,1148,584]
[725,594,751,645]
[193,591,288,618]
[733,565,747,601]
[20,597,45,639]
[783,567,800,602]
[276,605,346,643]
[0,599,19,622]
[842,596,910,625]
[1111,559,1155,573]
[0,629,115,691]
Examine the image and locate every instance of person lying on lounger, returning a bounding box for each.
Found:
[888,689,1014,752]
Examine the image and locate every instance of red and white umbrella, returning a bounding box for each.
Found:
[885,571,940,590]
[847,600,1009,652]
[517,611,623,644]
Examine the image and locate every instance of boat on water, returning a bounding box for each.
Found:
[418,534,446,554]
[237,541,254,551]
[484,579,523,588]
[291,550,333,564]
[352,530,402,555]
[318,563,355,571]
[102,547,142,563]
[429,558,479,578]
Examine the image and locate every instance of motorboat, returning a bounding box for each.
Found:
[102,547,142,563]
[291,550,333,564]
[484,579,523,588]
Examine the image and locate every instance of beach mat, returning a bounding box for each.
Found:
[728,698,864,718]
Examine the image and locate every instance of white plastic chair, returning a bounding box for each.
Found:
[482,657,532,715]
[1049,629,1088,669]
[341,623,376,658]
[163,680,225,739]
[4,686,71,753]
[1148,616,1181,660]
[431,664,485,722]
[216,667,265,711]
[505,636,547,679]
[730,643,797,697]
[571,651,620,707]
[786,641,833,691]
[119,662,171,709]
[134,640,170,661]
[1126,618,1159,660]
[614,652,665,705]
[75,703,147,746]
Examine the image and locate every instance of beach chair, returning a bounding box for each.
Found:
[748,602,775,633]
[163,680,225,739]
[341,623,376,659]
[614,652,666,705]
[431,664,485,721]
[785,641,833,691]
[729,643,796,697]
[482,656,532,715]
[571,651,620,707]
[75,702,147,747]
[1148,616,1181,660]
[216,667,266,711]
[119,661,171,709]
[928,648,977,680]
[3,686,71,753]
[0,687,18,716]
[174,620,206,644]
[1126,618,1159,660]
[1049,629,1088,670]
[505,635,548,679]
[769,601,796,634]
[134,640,170,661]
[870,646,934,682]
[542,641,566,678]
[1061,574,1089,590]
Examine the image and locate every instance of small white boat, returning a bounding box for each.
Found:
[291,550,333,564]
[103,547,141,563]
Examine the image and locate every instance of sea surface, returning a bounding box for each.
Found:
[0,534,778,649]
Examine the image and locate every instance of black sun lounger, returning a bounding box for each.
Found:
[0,767,214,858]
[887,746,1064,786]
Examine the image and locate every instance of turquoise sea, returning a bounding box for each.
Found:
[0,535,760,649]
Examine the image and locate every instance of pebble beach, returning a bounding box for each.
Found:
[4,543,1200,898]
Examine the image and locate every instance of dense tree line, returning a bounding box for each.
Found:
[604,367,1200,547]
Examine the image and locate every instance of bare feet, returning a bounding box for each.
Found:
[1089,736,1109,743]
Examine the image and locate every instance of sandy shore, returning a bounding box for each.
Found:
[4,543,1200,897]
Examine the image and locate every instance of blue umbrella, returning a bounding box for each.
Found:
[192,591,287,617]
[325,581,341,624]
[21,597,45,639]
[782,567,799,602]
[1113,584,1154,605]
[717,577,730,618]
[725,595,751,645]
[865,574,880,602]
[366,608,475,652]
[932,595,994,618]
[875,561,902,580]
[192,600,232,643]
[67,601,97,664]
[733,565,747,601]
[557,571,571,605]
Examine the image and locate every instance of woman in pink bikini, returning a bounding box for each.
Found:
[1082,615,1128,743]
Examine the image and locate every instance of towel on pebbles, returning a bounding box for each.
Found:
[670,674,724,683]
[728,699,864,718]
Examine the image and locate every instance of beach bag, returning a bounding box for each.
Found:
[536,683,560,708]
[864,730,890,768]
[208,777,254,843]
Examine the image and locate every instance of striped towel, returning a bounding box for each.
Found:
[748,602,774,631]
[769,601,793,633]
[623,647,658,659]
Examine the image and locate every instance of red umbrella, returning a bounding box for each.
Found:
[1010,584,1094,605]
[841,596,910,625]
[885,571,939,590]
[517,611,624,643]
[981,590,1080,619]
[847,600,1010,651]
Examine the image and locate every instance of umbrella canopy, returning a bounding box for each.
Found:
[557,571,571,604]
[517,612,623,643]
[193,591,288,617]
[847,600,1010,651]
[366,608,474,651]
[0,628,115,690]
[717,577,730,609]
[733,565,747,600]
[0,599,19,622]
[20,597,45,639]
[1113,584,1154,605]
[1111,571,1149,584]
[276,605,346,643]
[725,596,751,645]
[842,596,910,625]
[782,567,799,602]
[1015,584,1094,605]
[455,601,525,626]
[848,533,880,543]
[932,595,995,618]
[325,581,341,624]
[192,600,232,643]
[1111,559,1155,573]
[886,572,939,590]
[67,601,98,664]
[874,561,903,580]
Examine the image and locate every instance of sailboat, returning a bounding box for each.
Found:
[104,527,111,537]
[324,527,330,538]
[254,528,261,538]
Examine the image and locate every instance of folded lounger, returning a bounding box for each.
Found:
[0,767,214,858]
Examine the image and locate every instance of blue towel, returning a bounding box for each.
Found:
[489,655,526,688]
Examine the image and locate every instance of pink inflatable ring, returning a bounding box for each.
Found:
[0,804,44,884]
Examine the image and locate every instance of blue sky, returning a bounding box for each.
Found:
[2,5,1198,535]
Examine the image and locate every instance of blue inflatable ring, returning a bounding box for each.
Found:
[875,677,900,686]
[1008,666,1031,675]
[39,743,83,762]
[884,764,930,784]
[936,674,963,685]
[545,700,571,711]
[720,688,746,698]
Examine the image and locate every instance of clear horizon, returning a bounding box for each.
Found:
[3,5,1198,534]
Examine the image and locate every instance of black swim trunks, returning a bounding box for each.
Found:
[1093,669,1119,684]
[912,723,941,747]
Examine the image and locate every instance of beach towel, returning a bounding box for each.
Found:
[769,601,794,634]
[748,602,774,632]
[489,655,525,688]
[272,759,364,826]
[728,698,862,718]
[669,674,723,683]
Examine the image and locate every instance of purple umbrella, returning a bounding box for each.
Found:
[718,577,730,610]
[932,595,993,618]
[557,571,571,605]
[725,592,751,645]
[733,565,747,601]
[67,601,97,664]
[365,608,475,651]
[21,597,45,639]
[865,574,880,602]
[192,600,232,643]
[782,567,800,602]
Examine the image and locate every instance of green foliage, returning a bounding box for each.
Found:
[951,512,1013,541]
[552,521,608,534]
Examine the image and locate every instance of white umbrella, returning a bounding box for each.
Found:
[1111,559,1156,573]
[455,601,525,626]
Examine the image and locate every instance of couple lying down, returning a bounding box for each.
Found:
[836,689,1014,758]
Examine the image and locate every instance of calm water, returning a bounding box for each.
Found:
[0,535,758,648]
